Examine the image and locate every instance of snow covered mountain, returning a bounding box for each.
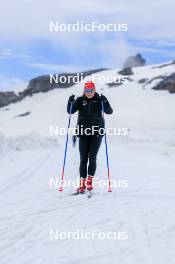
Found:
[0,61,175,264]
[0,61,175,150]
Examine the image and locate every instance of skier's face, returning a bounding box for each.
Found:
[84,89,95,99]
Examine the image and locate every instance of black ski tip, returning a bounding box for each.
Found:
[71,192,79,196]
[87,190,92,198]
[71,191,86,196]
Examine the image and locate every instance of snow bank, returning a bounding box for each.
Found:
[0,132,59,154]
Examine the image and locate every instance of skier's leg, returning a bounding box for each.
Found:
[76,137,90,193]
[87,136,102,190]
[79,137,90,179]
[88,135,102,176]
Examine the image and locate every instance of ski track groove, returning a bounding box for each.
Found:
[1,145,175,264]
[0,152,51,194]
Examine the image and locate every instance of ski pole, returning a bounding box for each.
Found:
[59,102,73,192]
[101,96,112,192]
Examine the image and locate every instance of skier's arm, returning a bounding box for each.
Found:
[67,95,79,114]
[101,95,113,114]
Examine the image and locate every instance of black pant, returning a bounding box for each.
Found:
[79,136,102,179]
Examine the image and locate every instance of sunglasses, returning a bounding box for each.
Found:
[84,89,95,93]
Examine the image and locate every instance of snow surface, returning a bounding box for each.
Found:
[0,62,175,264]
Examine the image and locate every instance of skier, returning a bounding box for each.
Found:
[67,81,113,194]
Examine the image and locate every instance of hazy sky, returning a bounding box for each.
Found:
[0,0,175,89]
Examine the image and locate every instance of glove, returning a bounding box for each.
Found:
[69,94,75,102]
[100,94,108,103]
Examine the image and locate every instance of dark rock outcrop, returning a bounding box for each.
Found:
[118,68,133,75]
[123,54,146,69]
[0,92,24,107]
[15,111,31,118]
[152,61,175,69]
[152,73,175,93]
[138,78,148,84]
[0,68,107,108]
[107,77,132,87]
[25,68,107,96]
[107,82,123,88]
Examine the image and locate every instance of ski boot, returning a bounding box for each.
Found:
[76,178,86,194]
[86,176,94,191]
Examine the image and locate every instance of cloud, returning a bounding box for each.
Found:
[0,0,175,75]
[127,44,175,57]
[0,0,174,41]
[0,74,27,92]
[22,61,84,72]
[0,48,31,61]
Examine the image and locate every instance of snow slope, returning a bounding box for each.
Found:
[0,62,175,264]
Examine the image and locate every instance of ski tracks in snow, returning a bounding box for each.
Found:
[0,152,50,194]
[1,146,175,264]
